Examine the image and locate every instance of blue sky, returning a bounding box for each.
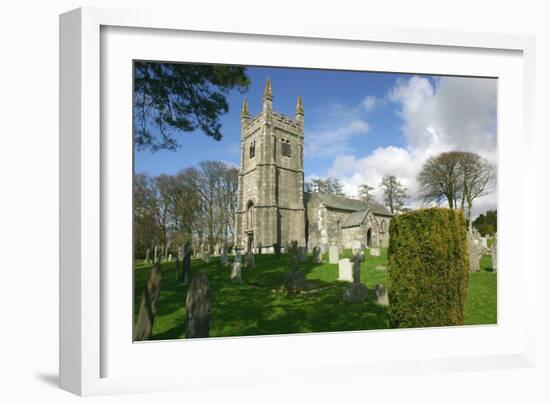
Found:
[135,65,497,215]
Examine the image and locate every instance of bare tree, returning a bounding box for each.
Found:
[358,184,375,202]
[418,151,464,209]
[380,175,408,214]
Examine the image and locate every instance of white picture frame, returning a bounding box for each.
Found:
[60,6,537,396]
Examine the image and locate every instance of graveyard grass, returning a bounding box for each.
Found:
[134,248,497,340]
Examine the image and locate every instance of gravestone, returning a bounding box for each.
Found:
[283,241,306,293]
[244,250,255,268]
[329,245,339,264]
[338,258,353,282]
[480,237,488,250]
[185,271,211,338]
[370,247,380,257]
[221,246,229,266]
[145,248,150,264]
[298,246,307,262]
[491,235,498,272]
[203,251,210,264]
[343,252,368,302]
[351,240,361,255]
[312,246,322,264]
[467,231,480,272]
[231,251,242,282]
[133,263,163,341]
[168,253,172,262]
[182,242,191,284]
[374,285,389,306]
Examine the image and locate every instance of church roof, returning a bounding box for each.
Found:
[341,210,369,228]
[310,192,393,217]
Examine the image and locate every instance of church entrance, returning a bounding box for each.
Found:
[366,228,372,247]
[247,233,254,252]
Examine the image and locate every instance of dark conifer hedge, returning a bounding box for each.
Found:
[388,208,470,328]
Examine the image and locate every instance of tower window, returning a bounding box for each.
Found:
[249,140,255,158]
[281,139,291,157]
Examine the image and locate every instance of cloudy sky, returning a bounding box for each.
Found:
[135,65,497,218]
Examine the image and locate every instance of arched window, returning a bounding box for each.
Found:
[281,138,291,157]
[249,140,255,158]
[246,201,255,229]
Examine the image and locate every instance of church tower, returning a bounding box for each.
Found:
[235,79,306,253]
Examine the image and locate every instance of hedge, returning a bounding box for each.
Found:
[388,208,470,328]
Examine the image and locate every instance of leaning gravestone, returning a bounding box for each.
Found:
[370,247,380,257]
[467,231,480,272]
[283,241,306,293]
[133,263,163,341]
[231,251,242,282]
[343,252,368,302]
[374,285,389,306]
[312,246,322,264]
[491,235,498,272]
[351,240,361,255]
[185,271,211,338]
[329,245,339,264]
[338,258,353,282]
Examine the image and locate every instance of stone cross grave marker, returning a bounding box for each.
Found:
[343,252,368,302]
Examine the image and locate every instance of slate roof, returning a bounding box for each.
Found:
[310,192,393,217]
[341,210,369,228]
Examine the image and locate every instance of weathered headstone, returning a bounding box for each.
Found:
[338,258,353,282]
[244,250,255,268]
[231,251,242,282]
[329,245,339,264]
[185,271,211,338]
[374,284,389,306]
[283,240,306,293]
[370,247,380,257]
[203,251,210,264]
[182,242,191,284]
[312,246,322,264]
[351,240,361,255]
[168,253,172,262]
[467,231,480,272]
[298,246,307,262]
[145,248,150,264]
[491,235,497,272]
[343,252,368,302]
[221,246,229,266]
[133,263,162,341]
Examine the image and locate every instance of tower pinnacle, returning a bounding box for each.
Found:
[295,96,304,122]
[241,97,250,118]
[263,78,273,112]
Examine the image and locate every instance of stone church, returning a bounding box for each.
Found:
[234,80,392,253]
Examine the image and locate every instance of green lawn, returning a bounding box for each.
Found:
[134,248,497,340]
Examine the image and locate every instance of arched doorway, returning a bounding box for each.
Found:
[366,228,372,247]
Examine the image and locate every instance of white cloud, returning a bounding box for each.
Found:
[324,75,497,217]
[362,95,378,112]
[305,101,370,158]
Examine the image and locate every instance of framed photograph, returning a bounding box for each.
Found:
[60,7,537,396]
